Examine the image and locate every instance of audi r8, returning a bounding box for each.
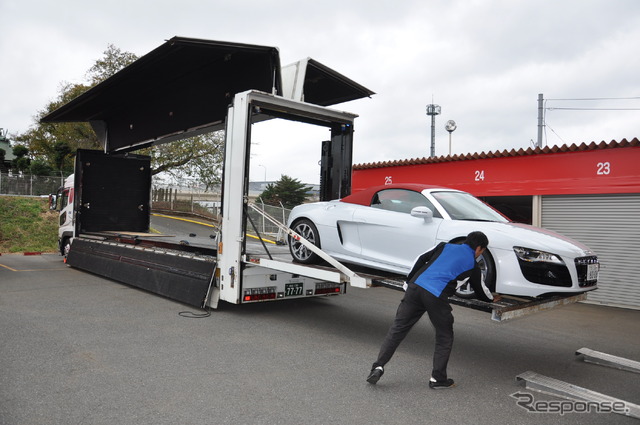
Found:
[287,183,599,298]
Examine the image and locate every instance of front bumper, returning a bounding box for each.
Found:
[493,248,599,297]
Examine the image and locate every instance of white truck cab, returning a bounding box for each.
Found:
[53,174,75,256]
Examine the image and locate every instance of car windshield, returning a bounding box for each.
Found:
[431,191,508,222]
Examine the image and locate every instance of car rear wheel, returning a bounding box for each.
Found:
[455,249,496,299]
[288,219,321,264]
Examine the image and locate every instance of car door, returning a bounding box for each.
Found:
[353,189,443,272]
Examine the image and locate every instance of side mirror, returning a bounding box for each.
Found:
[410,206,433,223]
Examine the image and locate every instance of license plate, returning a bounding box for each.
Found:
[587,264,599,281]
[285,282,303,297]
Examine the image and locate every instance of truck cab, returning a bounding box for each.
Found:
[54,174,75,256]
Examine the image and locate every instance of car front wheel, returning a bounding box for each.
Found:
[288,219,321,264]
[455,249,496,299]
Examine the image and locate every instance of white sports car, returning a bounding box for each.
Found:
[287,183,599,298]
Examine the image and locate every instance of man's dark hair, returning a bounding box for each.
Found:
[465,231,489,250]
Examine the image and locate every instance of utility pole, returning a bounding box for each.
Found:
[426,103,441,157]
[537,93,544,148]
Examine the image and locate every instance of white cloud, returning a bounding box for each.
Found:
[1,0,639,183]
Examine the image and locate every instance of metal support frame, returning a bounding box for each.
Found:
[217,90,359,304]
[248,203,369,288]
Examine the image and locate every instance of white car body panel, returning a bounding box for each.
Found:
[287,185,598,298]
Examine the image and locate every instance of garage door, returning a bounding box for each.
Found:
[541,194,640,309]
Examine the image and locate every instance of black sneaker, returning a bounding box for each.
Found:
[367,366,384,384]
[429,378,455,389]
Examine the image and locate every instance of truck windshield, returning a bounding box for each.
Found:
[59,189,71,211]
[431,191,508,222]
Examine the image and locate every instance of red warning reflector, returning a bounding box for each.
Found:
[243,287,278,302]
[314,283,342,295]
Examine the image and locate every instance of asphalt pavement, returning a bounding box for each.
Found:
[1,251,639,425]
[149,213,219,249]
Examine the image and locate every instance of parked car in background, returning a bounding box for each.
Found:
[287,183,599,298]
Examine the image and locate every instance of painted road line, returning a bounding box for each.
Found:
[0,263,67,272]
[152,213,218,228]
[151,213,277,244]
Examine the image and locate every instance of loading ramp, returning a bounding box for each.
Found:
[575,347,640,374]
[516,369,640,419]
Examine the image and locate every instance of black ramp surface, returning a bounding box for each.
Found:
[66,238,214,307]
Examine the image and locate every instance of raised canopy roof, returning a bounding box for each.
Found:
[41,36,374,153]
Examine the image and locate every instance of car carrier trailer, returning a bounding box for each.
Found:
[43,37,377,310]
[43,37,589,320]
[48,90,374,309]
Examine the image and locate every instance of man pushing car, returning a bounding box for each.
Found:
[367,231,501,389]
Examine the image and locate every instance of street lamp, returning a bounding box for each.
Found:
[426,104,441,157]
[445,120,457,156]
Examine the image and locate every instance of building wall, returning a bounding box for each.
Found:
[352,141,640,197]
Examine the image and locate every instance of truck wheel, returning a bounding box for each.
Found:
[455,249,496,299]
[288,219,321,264]
[60,237,71,257]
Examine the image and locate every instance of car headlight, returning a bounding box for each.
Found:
[513,246,565,265]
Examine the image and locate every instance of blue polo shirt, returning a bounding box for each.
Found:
[414,243,476,297]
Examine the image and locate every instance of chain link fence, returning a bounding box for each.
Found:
[247,200,292,243]
[0,173,67,197]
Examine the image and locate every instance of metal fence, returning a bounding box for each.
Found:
[151,183,291,243]
[247,200,292,243]
[0,173,67,197]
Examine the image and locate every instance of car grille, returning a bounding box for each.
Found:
[516,259,573,287]
[575,256,599,287]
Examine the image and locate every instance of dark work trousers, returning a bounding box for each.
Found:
[372,282,454,382]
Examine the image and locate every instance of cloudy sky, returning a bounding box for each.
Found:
[2,0,639,183]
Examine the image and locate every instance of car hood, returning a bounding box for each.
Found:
[439,221,595,257]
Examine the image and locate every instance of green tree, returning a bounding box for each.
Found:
[30,158,53,176]
[258,175,311,209]
[11,145,30,172]
[0,148,6,168]
[12,145,28,157]
[52,141,72,173]
[143,131,224,185]
[85,44,138,86]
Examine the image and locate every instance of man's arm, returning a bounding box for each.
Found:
[469,266,495,302]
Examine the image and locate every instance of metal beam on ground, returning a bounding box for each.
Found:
[516,371,640,419]
[575,348,640,374]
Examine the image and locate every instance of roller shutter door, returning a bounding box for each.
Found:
[541,194,640,309]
